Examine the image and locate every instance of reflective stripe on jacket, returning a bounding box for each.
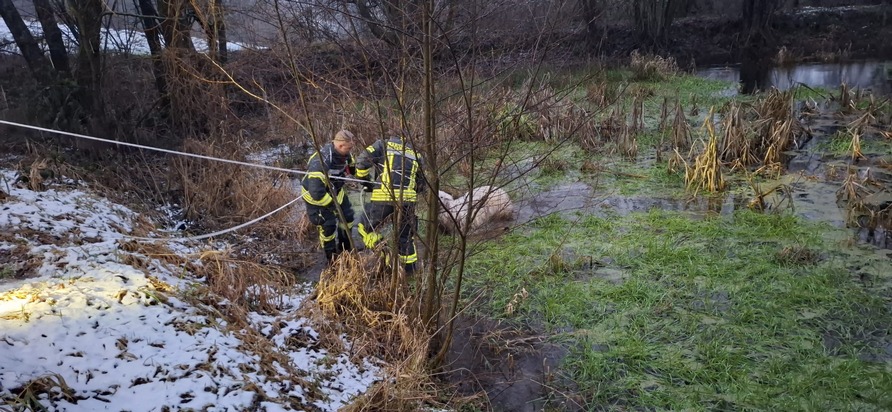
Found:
[356,138,425,202]
[301,144,354,207]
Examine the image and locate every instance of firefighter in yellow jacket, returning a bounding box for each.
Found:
[301,130,356,262]
[355,135,426,274]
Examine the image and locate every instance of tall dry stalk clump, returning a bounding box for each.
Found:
[172,136,300,239]
[312,253,436,411]
[586,81,619,109]
[684,111,725,193]
[835,168,889,230]
[752,88,805,167]
[837,83,856,113]
[844,95,883,161]
[536,88,596,144]
[629,50,678,81]
[617,121,638,160]
[719,101,758,170]
[670,99,692,149]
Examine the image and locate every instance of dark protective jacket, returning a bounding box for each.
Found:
[355,137,426,202]
[300,143,355,208]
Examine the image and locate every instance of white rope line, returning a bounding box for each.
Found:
[0,119,373,185]
[114,196,303,242]
[0,119,360,243]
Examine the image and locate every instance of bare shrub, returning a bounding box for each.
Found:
[162,50,229,136]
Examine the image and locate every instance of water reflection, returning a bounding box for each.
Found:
[698,60,892,94]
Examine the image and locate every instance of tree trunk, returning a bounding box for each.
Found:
[70,0,104,118]
[193,0,226,63]
[158,0,195,50]
[215,1,227,64]
[742,0,781,47]
[0,0,56,85]
[33,0,70,75]
[632,0,681,46]
[579,0,603,44]
[136,0,168,100]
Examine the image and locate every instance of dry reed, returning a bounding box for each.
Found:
[672,99,691,149]
[629,50,678,81]
[311,252,438,411]
[684,111,725,193]
[172,137,300,239]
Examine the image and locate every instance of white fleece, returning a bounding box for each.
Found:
[437,186,515,234]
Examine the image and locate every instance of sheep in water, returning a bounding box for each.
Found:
[437,186,515,235]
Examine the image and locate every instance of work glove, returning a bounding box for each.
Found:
[362,182,375,192]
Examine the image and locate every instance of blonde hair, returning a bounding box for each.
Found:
[333,129,355,142]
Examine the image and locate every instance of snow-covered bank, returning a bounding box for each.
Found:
[0,168,377,411]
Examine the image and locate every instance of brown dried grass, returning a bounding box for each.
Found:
[836,168,871,203]
[172,137,300,239]
[629,50,678,81]
[671,99,691,149]
[196,249,295,315]
[752,89,804,167]
[745,174,794,213]
[719,102,758,169]
[617,123,638,160]
[311,252,438,411]
[685,112,725,193]
[586,81,616,109]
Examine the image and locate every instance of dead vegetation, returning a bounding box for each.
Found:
[172,136,301,239]
[311,252,442,411]
[629,50,678,81]
[683,111,725,193]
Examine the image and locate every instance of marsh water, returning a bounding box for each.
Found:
[697,60,892,95]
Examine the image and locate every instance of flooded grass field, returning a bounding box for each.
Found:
[441,62,892,410]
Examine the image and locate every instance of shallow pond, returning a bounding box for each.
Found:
[697,60,892,94]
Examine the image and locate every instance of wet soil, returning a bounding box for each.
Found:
[443,316,583,412]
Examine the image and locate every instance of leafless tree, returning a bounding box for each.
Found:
[632,0,685,46]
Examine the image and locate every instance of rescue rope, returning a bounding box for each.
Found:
[0,119,372,185]
[115,196,303,242]
[0,119,364,242]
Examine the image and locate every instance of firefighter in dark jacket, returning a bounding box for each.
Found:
[355,135,426,274]
[301,130,356,262]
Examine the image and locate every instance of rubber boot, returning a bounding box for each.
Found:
[337,229,353,253]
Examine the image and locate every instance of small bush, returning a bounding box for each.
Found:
[629,50,678,81]
[495,102,538,141]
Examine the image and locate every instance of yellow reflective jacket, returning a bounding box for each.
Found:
[355,137,425,202]
[300,143,355,208]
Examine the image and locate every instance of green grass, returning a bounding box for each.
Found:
[461,209,892,410]
[430,59,892,411]
[815,130,892,156]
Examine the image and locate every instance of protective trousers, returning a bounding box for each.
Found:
[306,194,354,261]
[357,202,418,274]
